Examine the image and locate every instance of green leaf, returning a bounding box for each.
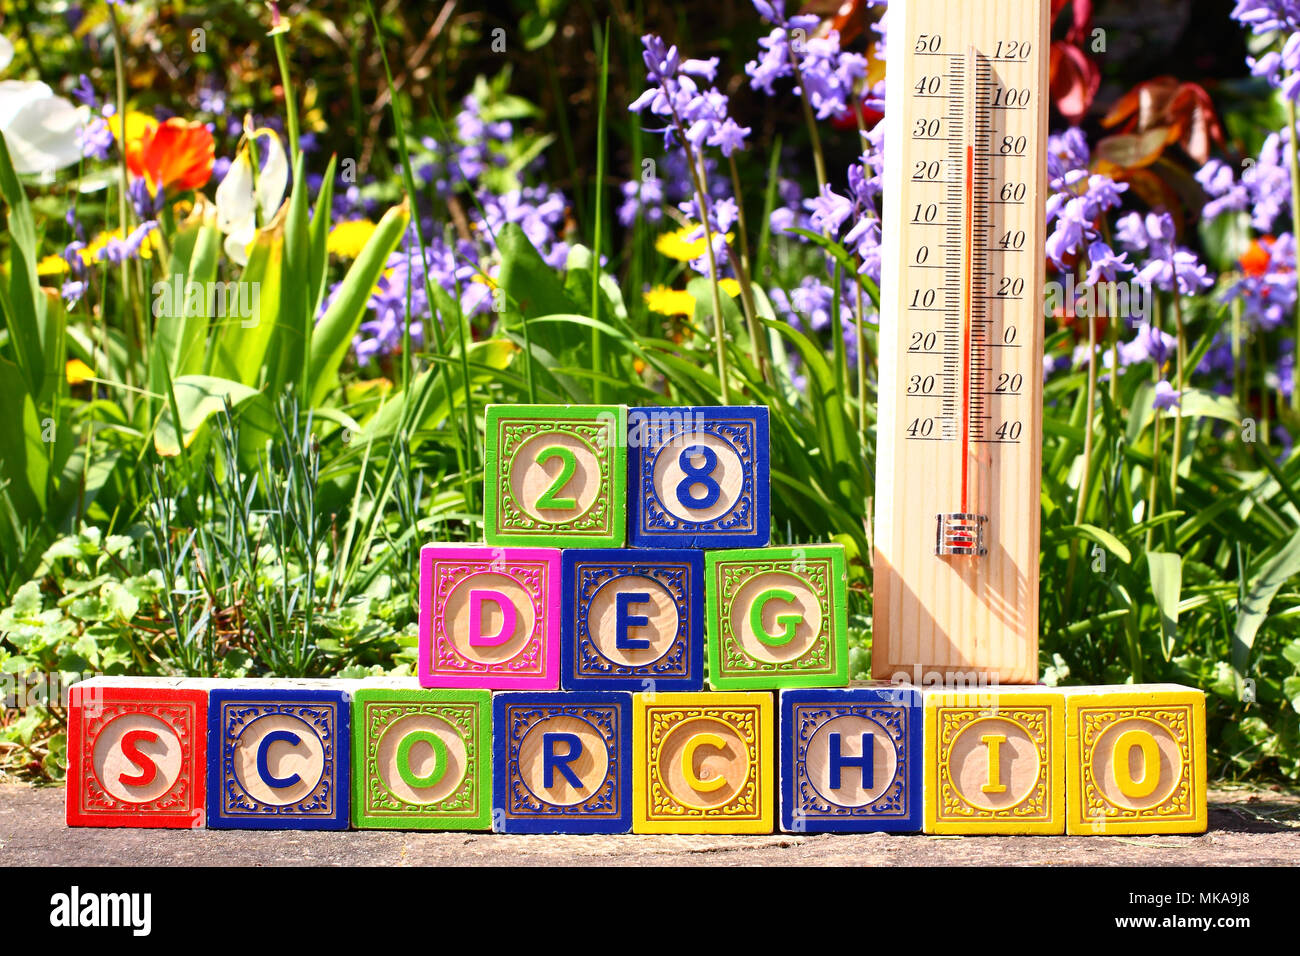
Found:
[1063,524,1132,564]
[307,154,337,319]
[0,130,49,402]
[1233,529,1300,679]
[210,221,285,386]
[153,375,262,457]
[308,198,409,406]
[1175,388,1244,425]
[1147,551,1182,660]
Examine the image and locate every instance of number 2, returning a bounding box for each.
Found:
[535,447,577,509]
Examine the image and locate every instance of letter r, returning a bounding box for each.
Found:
[543,732,585,790]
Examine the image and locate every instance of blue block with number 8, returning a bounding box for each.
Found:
[627,406,770,549]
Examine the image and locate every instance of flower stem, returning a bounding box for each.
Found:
[1288,96,1300,412]
[1170,291,1187,509]
[107,5,134,397]
[786,33,828,193]
[591,23,610,403]
[271,30,301,171]
[727,154,769,383]
[688,152,731,403]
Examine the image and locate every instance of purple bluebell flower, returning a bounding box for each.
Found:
[71,74,96,108]
[128,177,163,220]
[1231,1,1300,34]
[62,281,86,308]
[1153,380,1182,409]
[805,185,853,235]
[78,117,115,161]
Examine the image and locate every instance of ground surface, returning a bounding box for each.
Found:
[3,783,1298,866]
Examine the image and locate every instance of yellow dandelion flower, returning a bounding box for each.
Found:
[644,285,695,317]
[654,224,733,262]
[38,254,69,276]
[718,278,741,298]
[327,219,377,259]
[66,359,94,385]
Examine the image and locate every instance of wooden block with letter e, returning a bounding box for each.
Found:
[493,691,632,833]
[1064,684,1207,835]
[780,685,922,833]
[207,683,351,830]
[632,691,773,833]
[484,404,627,548]
[705,545,848,690]
[561,548,705,691]
[627,405,770,549]
[66,677,208,829]
[352,685,492,830]
[923,685,1065,834]
[419,544,561,690]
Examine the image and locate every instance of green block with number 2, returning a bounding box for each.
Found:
[485,404,628,547]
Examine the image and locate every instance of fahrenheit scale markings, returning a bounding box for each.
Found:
[874,0,1048,684]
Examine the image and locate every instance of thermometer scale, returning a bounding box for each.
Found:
[873,0,1048,684]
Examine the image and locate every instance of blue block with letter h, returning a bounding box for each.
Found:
[493,691,632,833]
[780,686,922,833]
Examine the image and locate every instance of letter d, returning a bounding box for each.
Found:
[469,589,517,647]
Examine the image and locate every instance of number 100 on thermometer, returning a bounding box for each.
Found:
[873,0,1048,684]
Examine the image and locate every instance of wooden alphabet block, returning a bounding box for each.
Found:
[493,691,632,833]
[561,548,705,691]
[1064,684,1207,835]
[419,544,561,690]
[207,685,351,830]
[780,685,922,833]
[923,686,1065,834]
[66,678,207,829]
[627,405,770,549]
[484,404,627,548]
[704,545,849,690]
[632,691,774,833]
[351,687,492,830]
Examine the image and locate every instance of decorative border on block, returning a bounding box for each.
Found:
[562,549,704,691]
[207,689,350,830]
[352,689,491,830]
[493,692,632,833]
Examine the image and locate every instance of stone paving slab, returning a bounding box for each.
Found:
[3,783,1297,866]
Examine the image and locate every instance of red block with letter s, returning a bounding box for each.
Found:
[66,678,208,828]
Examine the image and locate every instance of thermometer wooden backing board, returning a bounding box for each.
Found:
[873,0,1049,684]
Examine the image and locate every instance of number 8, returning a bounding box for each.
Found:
[676,445,721,508]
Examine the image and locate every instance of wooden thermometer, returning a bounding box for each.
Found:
[873,0,1049,684]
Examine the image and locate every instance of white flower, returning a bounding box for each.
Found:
[0,80,86,176]
[0,35,13,73]
[214,123,287,265]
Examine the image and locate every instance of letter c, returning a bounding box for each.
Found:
[682,733,728,793]
[117,729,160,787]
[256,729,304,789]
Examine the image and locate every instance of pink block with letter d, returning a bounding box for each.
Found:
[419,544,562,690]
